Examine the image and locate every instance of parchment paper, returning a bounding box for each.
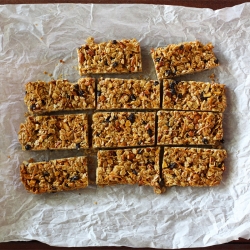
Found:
[1,3,250,248]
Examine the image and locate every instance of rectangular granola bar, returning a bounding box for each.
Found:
[92,112,155,148]
[162,147,227,186]
[97,147,163,193]
[157,110,223,145]
[77,37,142,75]
[20,156,88,194]
[163,80,226,112]
[24,78,95,114]
[97,78,160,109]
[18,114,88,150]
[151,41,219,80]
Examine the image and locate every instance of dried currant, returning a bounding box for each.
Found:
[76,143,81,150]
[128,113,135,123]
[168,162,177,169]
[202,137,209,144]
[25,144,31,150]
[147,128,153,137]
[154,81,159,86]
[70,175,80,181]
[112,62,118,67]
[130,94,136,101]
[97,90,101,96]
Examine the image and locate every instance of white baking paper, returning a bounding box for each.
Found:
[1,3,250,248]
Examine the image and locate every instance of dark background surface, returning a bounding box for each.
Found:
[1,0,249,249]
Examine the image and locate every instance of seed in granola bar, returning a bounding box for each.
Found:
[168,162,177,169]
[154,81,159,86]
[179,44,184,50]
[30,104,36,110]
[78,90,85,96]
[128,113,135,123]
[105,115,111,123]
[112,40,117,44]
[70,175,80,181]
[25,144,31,150]
[155,58,161,62]
[147,128,153,137]
[202,137,209,144]
[138,148,144,154]
[112,62,118,67]
[43,171,50,177]
[76,143,81,150]
[165,70,172,76]
[200,92,208,101]
[129,94,136,101]
[214,58,219,64]
[217,162,223,168]
[97,90,101,97]
[132,169,138,175]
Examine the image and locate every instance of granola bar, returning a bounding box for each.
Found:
[24,78,95,114]
[163,80,226,112]
[162,147,227,186]
[20,156,88,194]
[97,147,163,193]
[77,37,142,75]
[18,114,88,150]
[157,110,223,145]
[97,78,160,110]
[151,41,219,80]
[92,112,155,148]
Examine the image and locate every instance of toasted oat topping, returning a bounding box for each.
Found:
[18,114,89,150]
[24,78,95,114]
[77,37,142,75]
[151,41,219,80]
[20,156,88,194]
[162,147,227,186]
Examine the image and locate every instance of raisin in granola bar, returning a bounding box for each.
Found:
[77,37,142,75]
[157,110,223,145]
[163,80,226,112]
[97,78,160,109]
[162,147,227,186]
[92,112,155,148]
[18,114,88,150]
[20,156,88,194]
[24,78,95,114]
[151,41,219,80]
[97,147,163,193]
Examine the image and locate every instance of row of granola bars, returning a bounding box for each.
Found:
[18,37,227,194]
[20,147,227,194]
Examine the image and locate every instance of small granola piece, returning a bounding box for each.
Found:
[18,114,88,150]
[20,156,88,194]
[24,78,95,114]
[92,112,155,148]
[77,37,142,75]
[97,78,160,109]
[162,147,227,186]
[157,110,223,145]
[162,80,226,112]
[97,147,163,193]
[151,41,219,80]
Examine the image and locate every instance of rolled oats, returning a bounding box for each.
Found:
[163,80,226,112]
[18,114,88,150]
[24,78,95,114]
[97,78,160,109]
[20,156,88,194]
[151,41,219,80]
[77,37,142,75]
[162,147,227,186]
[157,110,223,145]
[92,112,155,148]
[97,147,164,193]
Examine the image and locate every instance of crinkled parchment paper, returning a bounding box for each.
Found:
[1,3,250,248]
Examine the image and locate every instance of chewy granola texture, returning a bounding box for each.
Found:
[97,78,160,109]
[162,147,227,186]
[151,41,219,80]
[24,78,95,114]
[20,156,88,194]
[163,80,226,112]
[157,111,223,145]
[92,112,155,148]
[77,37,142,75]
[18,114,88,150]
[97,147,163,193]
